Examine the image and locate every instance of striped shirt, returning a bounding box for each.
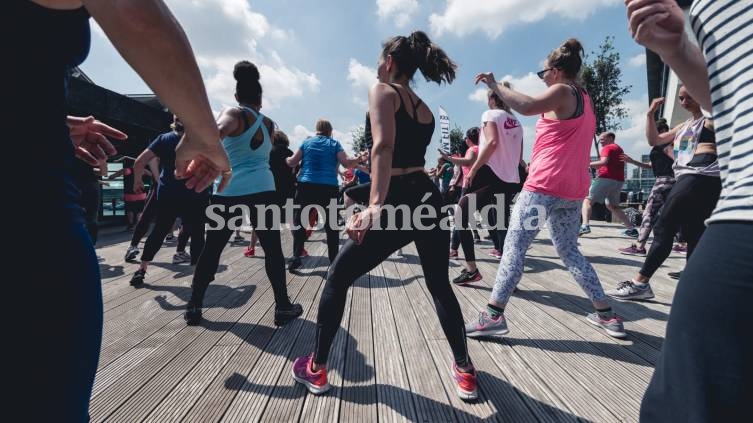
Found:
[690,1,753,222]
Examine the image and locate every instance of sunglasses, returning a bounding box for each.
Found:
[537,68,554,79]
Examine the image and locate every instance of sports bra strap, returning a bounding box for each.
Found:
[238,105,269,150]
[387,83,422,121]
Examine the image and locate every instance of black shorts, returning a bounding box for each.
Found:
[125,200,146,213]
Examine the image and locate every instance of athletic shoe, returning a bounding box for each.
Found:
[452,269,482,285]
[232,234,245,243]
[606,280,655,300]
[274,303,303,326]
[579,225,591,236]
[473,235,482,244]
[450,363,478,401]
[244,247,255,257]
[125,245,140,262]
[184,304,202,326]
[172,251,191,264]
[130,269,146,287]
[668,271,682,280]
[164,233,175,241]
[292,354,331,395]
[672,243,687,253]
[586,312,627,338]
[620,228,639,238]
[488,249,502,259]
[449,249,459,259]
[465,311,509,338]
[618,244,647,256]
[288,256,302,272]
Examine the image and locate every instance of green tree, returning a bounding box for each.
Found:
[582,36,632,151]
[351,124,368,154]
[449,125,465,155]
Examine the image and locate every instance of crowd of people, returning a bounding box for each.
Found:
[17,0,751,421]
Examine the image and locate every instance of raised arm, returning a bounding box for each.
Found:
[645,98,679,147]
[626,0,711,112]
[82,0,230,190]
[337,150,367,169]
[475,73,573,117]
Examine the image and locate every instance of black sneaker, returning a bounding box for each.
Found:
[453,269,482,285]
[668,271,682,280]
[130,269,146,287]
[288,256,302,272]
[184,304,202,326]
[275,303,303,326]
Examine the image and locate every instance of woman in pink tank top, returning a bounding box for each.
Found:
[464,38,626,340]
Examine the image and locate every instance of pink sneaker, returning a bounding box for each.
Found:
[449,249,459,259]
[451,363,478,401]
[672,244,687,253]
[488,249,502,259]
[291,355,331,395]
[618,244,646,256]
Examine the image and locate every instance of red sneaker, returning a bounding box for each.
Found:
[291,354,331,395]
[451,362,478,401]
[244,247,255,257]
[449,249,459,259]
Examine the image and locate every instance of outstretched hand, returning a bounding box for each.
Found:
[68,116,126,165]
[474,72,497,88]
[346,206,381,245]
[625,0,687,58]
[175,134,232,193]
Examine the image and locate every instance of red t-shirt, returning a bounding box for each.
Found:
[598,143,625,181]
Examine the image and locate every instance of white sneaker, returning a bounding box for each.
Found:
[125,245,140,261]
[172,251,191,264]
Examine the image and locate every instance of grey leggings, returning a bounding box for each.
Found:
[491,190,607,306]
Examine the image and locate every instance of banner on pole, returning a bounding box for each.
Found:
[439,106,451,152]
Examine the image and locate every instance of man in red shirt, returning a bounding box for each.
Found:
[580,132,638,237]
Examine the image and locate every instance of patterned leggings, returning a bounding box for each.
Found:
[637,177,675,244]
[490,190,607,306]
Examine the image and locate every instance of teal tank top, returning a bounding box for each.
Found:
[214,106,276,196]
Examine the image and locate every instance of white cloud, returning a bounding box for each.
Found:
[157,0,319,111]
[429,0,620,39]
[347,59,377,89]
[468,72,546,103]
[376,0,419,28]
[615,95,651,162]
[628,53,647,67]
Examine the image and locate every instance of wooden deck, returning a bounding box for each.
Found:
[92,222,683,422]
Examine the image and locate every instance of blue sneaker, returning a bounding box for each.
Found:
[579,225,591,236]
[620,228,639,238]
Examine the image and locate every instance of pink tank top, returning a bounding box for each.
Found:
[461,145,479,188]
[523,87,596,200]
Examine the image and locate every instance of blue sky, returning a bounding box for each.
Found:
[82,0,652,167]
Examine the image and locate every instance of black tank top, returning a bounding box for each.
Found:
[10,2,91,221]
[650,144,675,178]
[387,84,434,168]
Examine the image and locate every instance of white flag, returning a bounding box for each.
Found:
[438,106,451,152]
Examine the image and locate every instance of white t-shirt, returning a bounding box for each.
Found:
[479,109,524,183]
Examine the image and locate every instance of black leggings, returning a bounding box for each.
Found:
[457,165,519,261]
[190,192,290,308]
[641,222,753,422]
[639,174,721,278]
[131,188,159,247]
[313,172,470,367]
[78,180,101,245]
[293,182,340,262]
[141,195,208,265]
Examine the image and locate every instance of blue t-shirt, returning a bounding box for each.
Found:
[354,168,371,184]
[148,131,210,200]
[297,135,344,186]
